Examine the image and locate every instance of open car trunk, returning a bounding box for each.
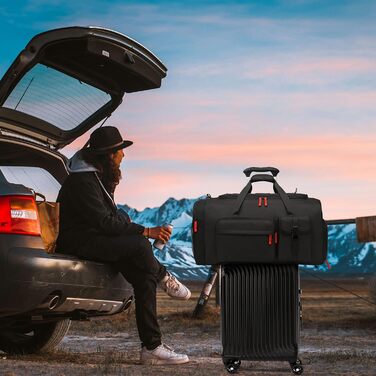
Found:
[0,26,167,149]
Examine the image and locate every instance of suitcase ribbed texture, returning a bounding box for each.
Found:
[221,264,299,362]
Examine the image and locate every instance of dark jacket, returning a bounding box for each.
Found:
[56,150,144,255]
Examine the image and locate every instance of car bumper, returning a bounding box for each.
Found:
[0,235,133,318]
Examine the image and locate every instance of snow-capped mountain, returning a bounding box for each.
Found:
[118,198,376,280]
[323,223,376,274]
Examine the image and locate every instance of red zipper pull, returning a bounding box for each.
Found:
[193,220,198,233]
[325,259,331,270]
[258,197,262,207]
[264,197,268,207]
[268,234,273,245]
[274,232,278,244]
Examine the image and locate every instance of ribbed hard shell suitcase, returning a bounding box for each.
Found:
[221,264,304,374]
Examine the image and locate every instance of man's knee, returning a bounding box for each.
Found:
[117,234,162,279]
[139,234,152,249]
[136,235,153,256]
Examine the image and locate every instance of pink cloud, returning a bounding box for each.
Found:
[245,57,376,79]
[62,133,375,220]
[115,164,376,220]
[176,55,376,82]
[58,100,375,220]
[114,169,207,211]
[113,89,376,124]
[108,133,376,219]
[125,133,374,165]
[63,130,375,181]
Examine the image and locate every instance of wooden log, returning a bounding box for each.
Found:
[356,216,376,243]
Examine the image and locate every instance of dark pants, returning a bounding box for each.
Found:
[78,234,166,350]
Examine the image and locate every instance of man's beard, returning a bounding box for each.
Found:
[102,163,122,195]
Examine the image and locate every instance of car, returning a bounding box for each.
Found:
[0,26,167,354]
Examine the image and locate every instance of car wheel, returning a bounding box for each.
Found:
[0,319,71,355]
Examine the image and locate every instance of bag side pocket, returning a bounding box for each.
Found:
[278,216,311,263]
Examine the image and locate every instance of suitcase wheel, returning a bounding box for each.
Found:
[290,359,304,375]
[226,364,237,374]
[224,359,241,373]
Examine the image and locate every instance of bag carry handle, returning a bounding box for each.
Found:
[27,187,46,202]
[243,166,280,177]
[250,174,275,184]
[34,191,46,202]
[233,174,294,215]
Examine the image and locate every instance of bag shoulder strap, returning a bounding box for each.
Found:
[233,178,294,215]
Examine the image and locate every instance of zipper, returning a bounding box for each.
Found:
[218,193,308,199]
[193,220,198,233]
[268,234,273,245]
[258,196,268,207]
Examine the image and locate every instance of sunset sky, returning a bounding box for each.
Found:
[1,0,375,219]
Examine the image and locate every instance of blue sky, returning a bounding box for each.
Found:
[1,0,375,218]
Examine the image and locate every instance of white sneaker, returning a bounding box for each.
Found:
[159,272,191,300]
[140,343,189,365]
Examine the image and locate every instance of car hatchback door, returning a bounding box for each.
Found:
[0,26,167,150]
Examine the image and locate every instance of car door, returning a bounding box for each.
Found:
[0,26,167,150]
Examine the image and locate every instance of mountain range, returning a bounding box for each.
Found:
[118,197,376,280]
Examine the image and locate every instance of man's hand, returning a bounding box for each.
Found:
[143,226,172,243]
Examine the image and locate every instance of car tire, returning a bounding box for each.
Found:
[0,319,71,355]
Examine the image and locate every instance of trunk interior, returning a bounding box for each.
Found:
[0,135,67,251]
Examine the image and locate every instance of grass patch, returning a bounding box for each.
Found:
[159,305,220,330]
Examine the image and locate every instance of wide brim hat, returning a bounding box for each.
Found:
[88,126,133,154]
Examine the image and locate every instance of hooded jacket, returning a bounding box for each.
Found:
[56,150,145,255]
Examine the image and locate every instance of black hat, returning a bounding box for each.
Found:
[88,126,133,154]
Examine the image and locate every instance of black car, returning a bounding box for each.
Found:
[0,26,167,354]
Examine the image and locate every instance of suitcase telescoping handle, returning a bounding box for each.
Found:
[243,166,280,177]
[233,173,294,215]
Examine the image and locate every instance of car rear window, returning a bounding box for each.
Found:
[2,63,111,131]
[0,166,60,201]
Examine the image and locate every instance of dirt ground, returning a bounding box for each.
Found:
[1,279,375,375]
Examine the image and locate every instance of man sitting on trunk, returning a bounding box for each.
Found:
[56,126,191,365]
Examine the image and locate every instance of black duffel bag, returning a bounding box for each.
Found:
[192,167,328,265]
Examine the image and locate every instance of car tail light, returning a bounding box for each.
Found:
[0,195,41,235]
